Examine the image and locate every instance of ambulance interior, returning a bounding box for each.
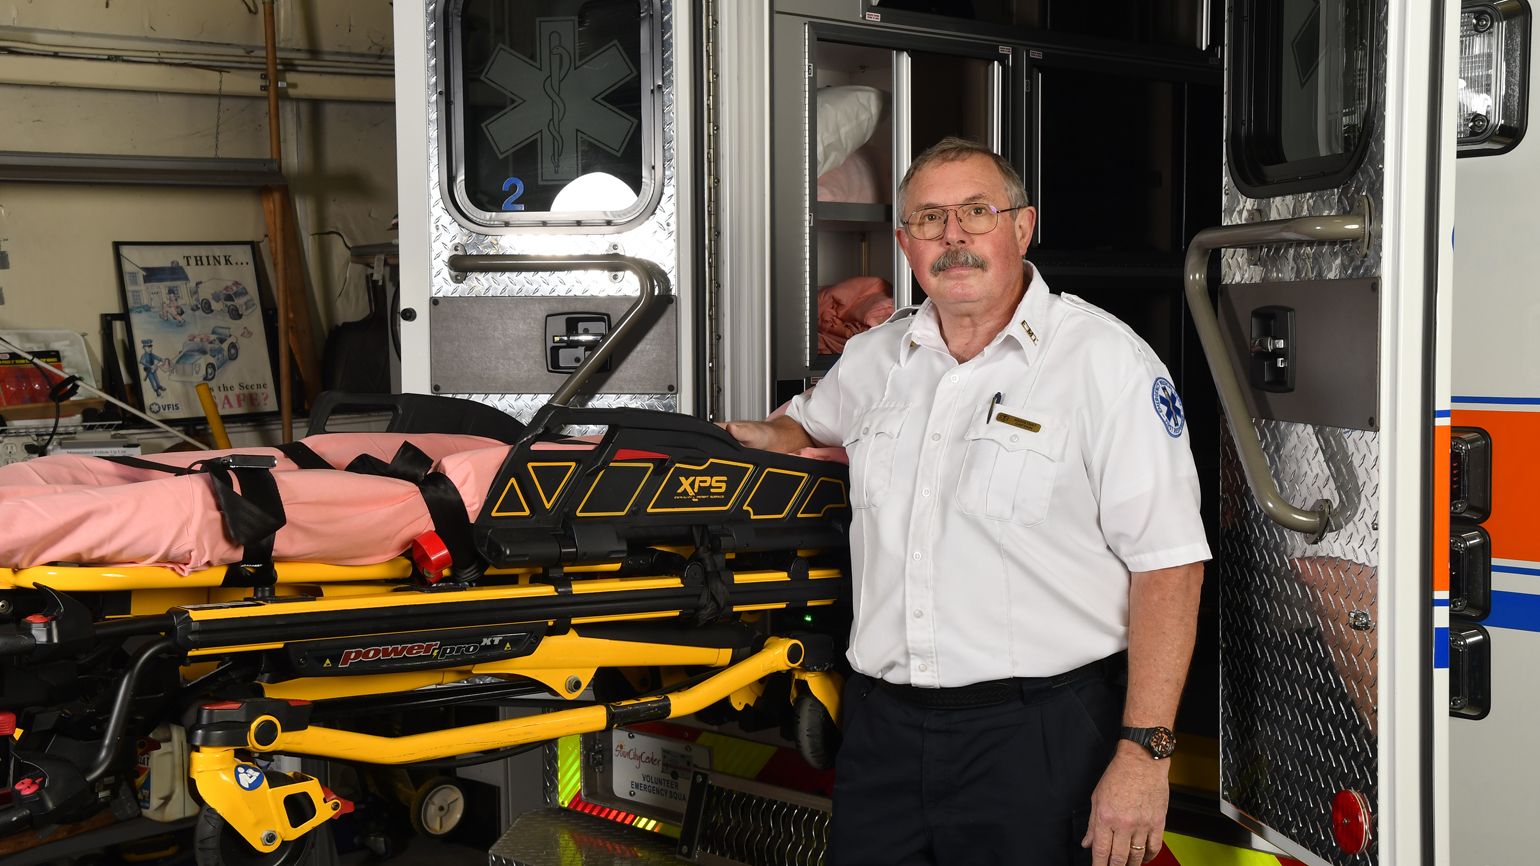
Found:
[763,0,1231,836]
[757,1,1521,858]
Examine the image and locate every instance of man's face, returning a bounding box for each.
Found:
[895,154,1037,314]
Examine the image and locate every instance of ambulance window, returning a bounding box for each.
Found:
[1457,2,1529,157]
[1228,0,1374,195]
[443,0,658,230]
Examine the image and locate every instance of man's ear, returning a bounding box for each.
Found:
[1013,206,1038,254]
[896,224,912,258]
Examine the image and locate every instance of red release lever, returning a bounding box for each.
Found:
[411,531,452,583]
[322,786,356,817]
[0,712,15,736]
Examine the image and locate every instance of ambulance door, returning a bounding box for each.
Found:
[1448,1,1534,863]
[1185,1,1456,864]
[394,0,696,417]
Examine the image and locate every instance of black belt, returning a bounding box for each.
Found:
[876,652,1126,710]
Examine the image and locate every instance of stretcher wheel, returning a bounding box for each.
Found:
[410,776,467,837]
[193,799,314,866]
[794,692,841,770]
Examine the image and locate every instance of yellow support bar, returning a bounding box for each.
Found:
[240,637,808,764]
[262,630,739,702]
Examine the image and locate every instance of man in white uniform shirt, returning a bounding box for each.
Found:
[723,138,1208,866]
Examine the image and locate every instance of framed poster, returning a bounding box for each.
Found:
[114,241,278,422]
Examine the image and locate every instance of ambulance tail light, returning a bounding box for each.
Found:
[1449,428,1492,521]
[1450,624,1492,720]
[1458,1,1530,155]
[1450,526,1492,619]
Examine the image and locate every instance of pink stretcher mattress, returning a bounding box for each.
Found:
[0,429,849,574]
[0,434,510,573]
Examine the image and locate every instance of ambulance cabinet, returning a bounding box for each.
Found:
[768,7,1222,399]
[771,17,1009,392]
[859,0,1221,51]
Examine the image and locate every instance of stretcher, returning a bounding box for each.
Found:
[0,264,852,863]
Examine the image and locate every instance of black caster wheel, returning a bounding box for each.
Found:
[193,805,314,866]
[795,691,841,770]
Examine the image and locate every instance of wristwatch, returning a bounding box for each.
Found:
[1119,726,1177,760]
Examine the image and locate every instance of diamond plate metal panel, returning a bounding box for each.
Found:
[691,785,830,866]
[1220,419,1379,866]
[447,392,678,432]
[426,0,680,302]
[423,1,681,414]
[1221,0,1387,284]
[489,808,691,866]
[1217,3,1387,861]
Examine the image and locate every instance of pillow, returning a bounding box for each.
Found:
[817,146,883,204]
[816,85,884,176]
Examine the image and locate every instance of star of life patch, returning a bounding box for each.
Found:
[1152,377,1185,438]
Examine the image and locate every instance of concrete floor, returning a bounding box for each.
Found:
[338,836,485,865]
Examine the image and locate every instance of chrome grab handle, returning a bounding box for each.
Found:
[445,253,669,408]
[1183,207,1371,540]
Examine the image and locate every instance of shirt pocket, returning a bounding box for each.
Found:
[956,404,1066,525]
[842,404,909,509]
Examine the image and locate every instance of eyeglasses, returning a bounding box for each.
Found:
[901,203,1027,240]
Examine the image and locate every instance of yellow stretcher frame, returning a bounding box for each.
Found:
[190,637,840,855]
[2,554,849,858]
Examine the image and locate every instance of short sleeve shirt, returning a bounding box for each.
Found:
[784,264,1210,685]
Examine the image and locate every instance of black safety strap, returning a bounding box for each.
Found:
[687,526,732,627]
[101,455,193,475]
[103,441,330,474]
[189,456,287,588]
[276,441,331,470]
[346,443,478,579]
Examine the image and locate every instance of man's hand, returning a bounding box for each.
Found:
[1081,742,1169,865]
[716,416,814,454]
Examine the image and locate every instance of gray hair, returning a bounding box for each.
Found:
[897,137,1030,219]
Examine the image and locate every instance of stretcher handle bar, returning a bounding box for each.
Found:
[1184,209,1370,540]
[87,636,176,783]
[443,253,670,410]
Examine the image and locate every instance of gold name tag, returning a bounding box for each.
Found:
[994,412,1041,432]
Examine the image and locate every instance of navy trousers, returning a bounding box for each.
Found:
[829,661,1125,866]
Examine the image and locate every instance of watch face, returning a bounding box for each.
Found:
[1148,727,1177,759]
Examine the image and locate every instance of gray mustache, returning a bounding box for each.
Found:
[930,248,989,276]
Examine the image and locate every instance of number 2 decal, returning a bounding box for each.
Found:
[501,177,526,211]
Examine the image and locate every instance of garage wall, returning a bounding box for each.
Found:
[0,0,397,383]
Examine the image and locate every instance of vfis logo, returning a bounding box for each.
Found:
[676,475,729,500]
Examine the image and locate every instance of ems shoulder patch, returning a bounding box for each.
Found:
[1152,377,1185,438]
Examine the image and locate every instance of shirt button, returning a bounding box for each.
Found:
[918,663,928,672]
[1011,434,1019,442]
[949,374,959,383]
[930,433,940,442]
[912,551,922,561]
[921,487,931,497]
[862,425,870,434]
[914,609,924,618]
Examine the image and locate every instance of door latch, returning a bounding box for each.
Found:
[1248,305,1295,393]
[546,313,611,374]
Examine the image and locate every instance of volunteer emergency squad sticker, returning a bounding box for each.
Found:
[1152,377,1185,438]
